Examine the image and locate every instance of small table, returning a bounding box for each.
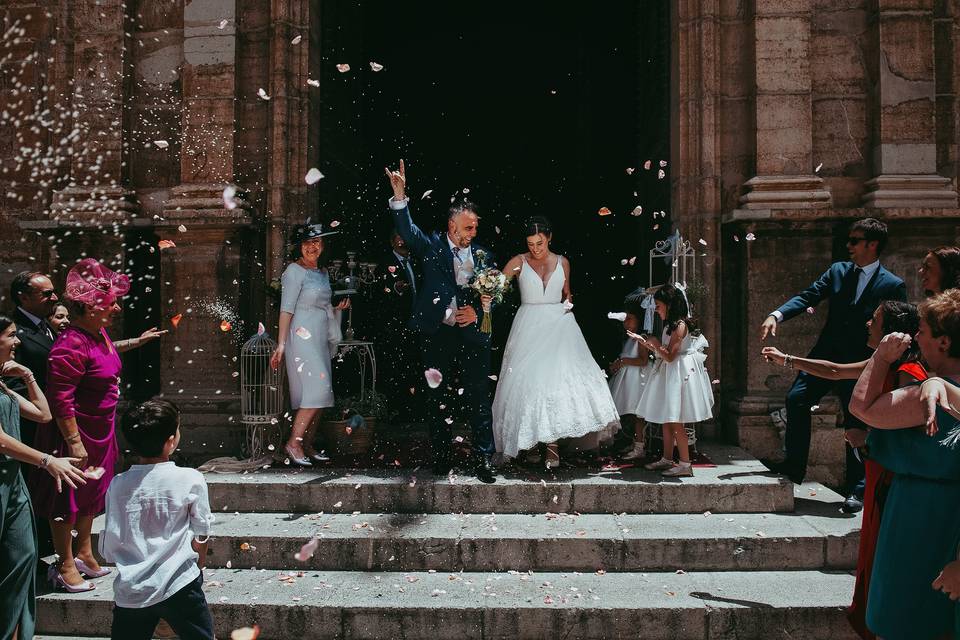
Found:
[336,340,377,402]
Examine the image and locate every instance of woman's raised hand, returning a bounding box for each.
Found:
[761,346,787,366]
[920,377,960,436]
[875,332,911,363]
[384,159,406,200]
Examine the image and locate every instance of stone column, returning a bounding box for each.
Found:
[862,0,958,207]
[158,0,253,456]
[738,0,831,209]
[46,0,138,230]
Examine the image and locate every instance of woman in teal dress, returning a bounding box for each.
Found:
[849,290,960,640]
[0,315,87,639]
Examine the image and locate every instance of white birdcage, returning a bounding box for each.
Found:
[240,330,284,459]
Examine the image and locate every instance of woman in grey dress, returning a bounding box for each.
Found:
[270,224,350,466]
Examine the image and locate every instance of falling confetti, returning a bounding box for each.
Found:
[563,299,574,311]
[294,537,319,562]
[660,160,668,167]
[83,467,105,480]
[699,238,708,246]
[153,140,169,149]
[305,168,324,184]
[336,63,351,73]
[223,186,239,210]
[421,189,433,200]
[257,322,266,336]
[257,88,271,101]
[643,160,652,170]
[307,78,320,87]
[220,320,232,332]
[231,627,261,640]
[625,167,635,175]
[330,220,340,228]
[745,232,757,241]
[291,35,302,45]
[597,206,612,216]
[177,224,188,233]
[658,169,666,179]
[815,162,823,173]
[425,368,443,388]
[607,312,627,322]
[370,61,384,72]
[171,314,183,328]
[631,206,643,216]
[295,327,312,340]
[158,240,176,250]
[218,19,229,29]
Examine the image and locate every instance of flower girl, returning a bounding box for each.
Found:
[607,303,652,460]
[631,284,713,477]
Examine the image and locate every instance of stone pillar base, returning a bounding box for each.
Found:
[862,175,959,209]
[157,183,254,460]
[43,185,139,226]
[727,394,845,488]
[738,175,832,210]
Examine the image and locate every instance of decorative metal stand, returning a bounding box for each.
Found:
[329,251,378,341]
[648,232,696,288]
[336,339,377,402]
[239,330,284,460]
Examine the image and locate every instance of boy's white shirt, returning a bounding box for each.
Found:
[99,461,213,608]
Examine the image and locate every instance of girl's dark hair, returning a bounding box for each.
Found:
[0,315,15,397]
[525,216,552,238]
[878,300,921,366]
[929,246,960,294]
[653,284,701,336]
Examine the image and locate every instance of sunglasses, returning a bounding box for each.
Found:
[846,237,866,246]
[39,289,57,299]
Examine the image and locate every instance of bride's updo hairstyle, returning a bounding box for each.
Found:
[525,216,552,239]
[654,283,702,336]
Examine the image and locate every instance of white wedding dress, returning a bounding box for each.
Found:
[492,256,621,459]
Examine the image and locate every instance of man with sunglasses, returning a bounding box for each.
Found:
[5,271,60,449]
[759,218,906,513]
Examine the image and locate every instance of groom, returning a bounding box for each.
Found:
[384,160,497,483]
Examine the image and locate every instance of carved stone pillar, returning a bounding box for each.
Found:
[738,0,831,209]
[862,0,958,207]
[157,0,254,454]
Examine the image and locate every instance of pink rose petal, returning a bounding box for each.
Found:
[424,368,443,388]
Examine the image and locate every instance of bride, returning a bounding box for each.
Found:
[492,216,620,469]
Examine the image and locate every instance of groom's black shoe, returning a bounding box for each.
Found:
[474,458,496,484]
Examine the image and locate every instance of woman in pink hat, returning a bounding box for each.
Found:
[29,259,165,592]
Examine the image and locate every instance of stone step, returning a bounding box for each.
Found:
[202,445,795,514]
[90,505,858,573]
[36,568,859,640]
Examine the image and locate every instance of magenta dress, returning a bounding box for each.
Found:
[28,325,121,522]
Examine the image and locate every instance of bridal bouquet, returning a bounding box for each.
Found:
[469,250,509,334]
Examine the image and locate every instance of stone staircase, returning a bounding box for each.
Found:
[35,444,861,639]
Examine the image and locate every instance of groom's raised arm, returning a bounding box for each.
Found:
[385,159,430,257]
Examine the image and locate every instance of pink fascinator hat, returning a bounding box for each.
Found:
[64,259,130,308]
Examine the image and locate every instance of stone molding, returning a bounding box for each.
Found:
[738,175,832,210]
[862,174,959,209]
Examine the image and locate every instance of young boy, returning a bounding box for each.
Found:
[99,398,215,640]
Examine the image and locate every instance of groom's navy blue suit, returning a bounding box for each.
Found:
[391,203,495,465]
[775,260,906,491]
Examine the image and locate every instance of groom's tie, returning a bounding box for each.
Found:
[400,257,416,295]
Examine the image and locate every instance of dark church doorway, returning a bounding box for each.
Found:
[310,1,671,370]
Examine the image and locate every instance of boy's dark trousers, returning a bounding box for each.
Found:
[111,573,214,640]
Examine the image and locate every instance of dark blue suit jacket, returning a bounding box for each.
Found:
[776,261,907,362]
[391,204,493,339]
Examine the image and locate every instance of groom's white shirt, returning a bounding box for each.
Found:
[390,196,472,326]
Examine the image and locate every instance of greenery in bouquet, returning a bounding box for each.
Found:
[468,249,511,334]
